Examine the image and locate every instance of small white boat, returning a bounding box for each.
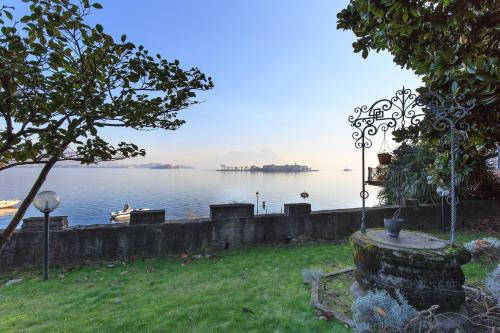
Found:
[0,200,20,209]
[110,203,150,222]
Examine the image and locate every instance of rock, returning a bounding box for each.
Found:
[5,278,23,286]
[114,297,122,304]
[241,307,254,314]
[349,280,366,299]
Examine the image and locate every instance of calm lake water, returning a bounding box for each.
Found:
[0,168,379,228]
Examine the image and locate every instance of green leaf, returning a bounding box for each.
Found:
[92,3,103,9]
[402,8,408,23]
[371,7,385,18]
[121,34,127,42]
[475,73,489,81]
[362,49,368,59]
[96,24,103,33]
[465,64,476,74]
[451,81,458,94]
[409,6,419,18]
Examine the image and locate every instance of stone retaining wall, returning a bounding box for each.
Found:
[0,200,498,271]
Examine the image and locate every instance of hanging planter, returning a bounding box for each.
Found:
[377,130,392,165]
[377,152,392,165]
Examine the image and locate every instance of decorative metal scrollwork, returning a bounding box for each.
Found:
[415,93,474,147]
[348,87,422,150]
[348,87,474,244]
[415,92,474,245]
[348,87,424,233]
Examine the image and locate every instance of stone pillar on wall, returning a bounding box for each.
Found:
[21,216,69,231]
[129,210,165,225]
[210,204,254,219]
[284,203,311,216]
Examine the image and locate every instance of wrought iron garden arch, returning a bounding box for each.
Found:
[348,87,474,245]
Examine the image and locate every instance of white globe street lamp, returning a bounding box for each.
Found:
[33,191,61,281]
[436,186,450,232]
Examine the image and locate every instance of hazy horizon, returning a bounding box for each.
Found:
[119,148,358,170]
[7,0,423,170]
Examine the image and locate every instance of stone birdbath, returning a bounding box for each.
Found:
[351,229,471,311]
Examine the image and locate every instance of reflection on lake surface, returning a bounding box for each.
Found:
[0,168,379,228]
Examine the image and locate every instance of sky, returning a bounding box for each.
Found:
[11,0,423,169]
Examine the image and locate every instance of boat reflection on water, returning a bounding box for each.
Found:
[0,199,20,219]
[0,207,18,218]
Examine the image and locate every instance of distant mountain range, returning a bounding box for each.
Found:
[193,149,280,169]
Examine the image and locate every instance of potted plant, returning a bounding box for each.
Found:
[384,190,404,237]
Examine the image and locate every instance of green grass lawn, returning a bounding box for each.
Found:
[0,231,496,333]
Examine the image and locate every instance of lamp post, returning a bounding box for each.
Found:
[436,186,450,232]
[255,192,259,215]
[33,191,61,281]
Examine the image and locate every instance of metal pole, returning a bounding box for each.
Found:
[256,194,259,215]
[361,137,366,233]
[441,196,445,232]
[43,211,49,281]
[450,127,456,245]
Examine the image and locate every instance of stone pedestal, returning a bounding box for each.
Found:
[351,229,470,311]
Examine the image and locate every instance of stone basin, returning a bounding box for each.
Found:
[351,229,471,310]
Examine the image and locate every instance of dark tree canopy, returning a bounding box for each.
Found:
[0,0,213,170]
[0,0,213,251]
[337,0,499,163]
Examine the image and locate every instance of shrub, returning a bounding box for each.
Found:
[301,269,323,284]
[351,290,417,332]
[485,264,500,306]
[378,143,438,205]
[464,237,500,259]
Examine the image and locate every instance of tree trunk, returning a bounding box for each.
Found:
[0,155,58,254]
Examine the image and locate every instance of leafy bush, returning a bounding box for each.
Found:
[485,264,500,306]
[464,237,500,255]
[351,290,417,332]
[301,269,323,284]
[378,143,438,205]
[379,143,500,206]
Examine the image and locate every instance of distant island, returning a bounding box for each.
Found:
[216,164,317,173]
[47,162,193,169]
